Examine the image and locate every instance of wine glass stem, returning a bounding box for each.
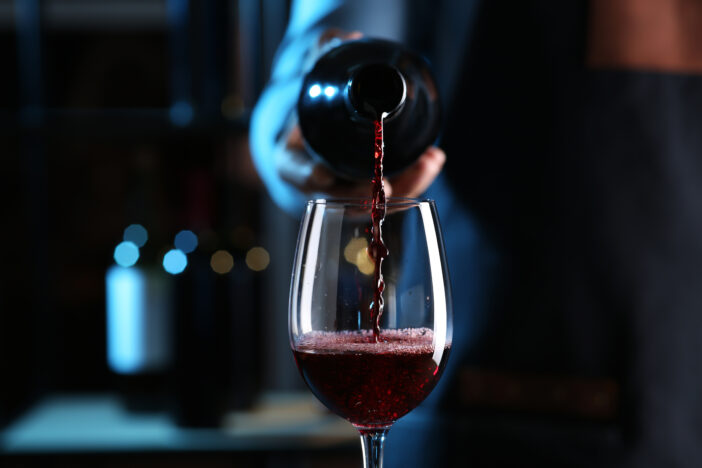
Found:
[359,429,388,468]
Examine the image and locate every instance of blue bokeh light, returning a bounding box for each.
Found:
[169,100,194,127]
[324,85,337,98]
[308,83,321,98]
[123,224,148,247]
[114,242,140,267]
[163,249,187,274]
[174,230,198,253]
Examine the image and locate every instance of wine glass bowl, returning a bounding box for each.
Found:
[289,198,452,466]
[292,327,446,430]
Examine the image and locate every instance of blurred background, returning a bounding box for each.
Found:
[0,0,356,466]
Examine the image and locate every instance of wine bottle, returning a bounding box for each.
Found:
[298,38,442,180]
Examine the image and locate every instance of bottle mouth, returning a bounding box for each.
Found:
[347,64,407,119]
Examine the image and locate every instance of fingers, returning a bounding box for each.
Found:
[308,164,335,188]
[383,179,393,199]
[282,124,379,197]
[388,146,446,198]
[324,185,373,199]
[282,124,445,200]
[285,126,305,151]
[279,142,445,199]
[279,126,332,189]
[344,31,364,41]
[319,29,363,46]
[281,126,372,198]
[277,144,319,189]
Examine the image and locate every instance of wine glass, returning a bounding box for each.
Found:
[290,198,452,468]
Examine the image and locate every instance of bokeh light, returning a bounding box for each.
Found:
[210,250,234,274]
[245,247,270,272]
[343,237,374,275]
[123,224,148,247]
[114,241,140,267]
[174,230,198,253]
[163,249,187,274]
[356,249,375,275]
[324,85,337,98]
[170,100,194,126]
[308,83,321,98]
[344,237,366,263]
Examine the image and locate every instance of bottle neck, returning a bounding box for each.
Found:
[347,64,406,120]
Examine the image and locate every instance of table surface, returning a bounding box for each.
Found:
[0,392,358,455]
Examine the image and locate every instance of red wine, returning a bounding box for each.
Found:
[368,117,389,342]
[293,329,450,429]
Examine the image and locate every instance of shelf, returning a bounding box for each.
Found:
[0,392,357,455]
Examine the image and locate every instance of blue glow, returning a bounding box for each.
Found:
[114,242,139,267]
[123,224,148,247]
[0,395,176,451]
[174,230,198,253]
[169,100,193,127]
[308,84,322,98]
[163,249,187,274]
[106,266,145,374]
[324,85,337,98]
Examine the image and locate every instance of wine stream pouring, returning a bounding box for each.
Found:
[298,38,442,340]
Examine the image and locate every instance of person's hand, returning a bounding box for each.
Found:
[279,125,446,198]
[276,29,446,199]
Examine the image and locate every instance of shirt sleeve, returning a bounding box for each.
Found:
[249,0,407,215]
